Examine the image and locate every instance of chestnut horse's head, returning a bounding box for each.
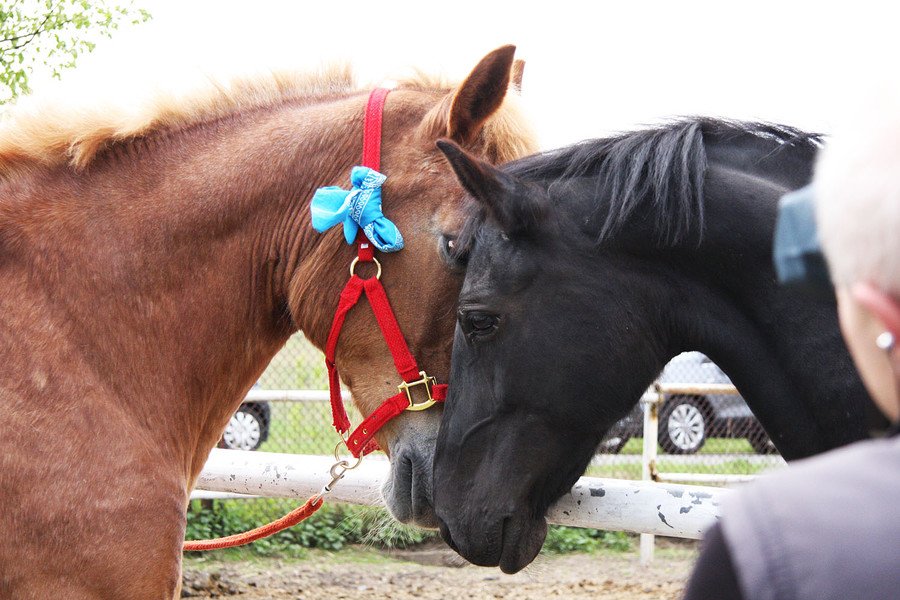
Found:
[288,46,537,527]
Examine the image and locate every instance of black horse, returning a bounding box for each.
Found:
[431,120,880,573]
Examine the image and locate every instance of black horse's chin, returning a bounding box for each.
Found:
[499,516,548,574]
[438,513,547,574]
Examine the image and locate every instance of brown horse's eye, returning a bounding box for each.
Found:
[439,234,467,271]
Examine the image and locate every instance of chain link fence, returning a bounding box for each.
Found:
[592,351,785,482]
[196,336,785,539]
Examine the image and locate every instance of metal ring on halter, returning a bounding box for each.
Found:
[333,438,364,470]
[349,256,382,279]
[311,440,365,504]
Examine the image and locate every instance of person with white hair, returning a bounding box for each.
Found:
[682,99,900,599]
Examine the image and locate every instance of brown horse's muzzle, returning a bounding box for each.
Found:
[380,414,442,528]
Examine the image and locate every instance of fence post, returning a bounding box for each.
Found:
[639,384,663,565]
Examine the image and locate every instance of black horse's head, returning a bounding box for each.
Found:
[431,140,676,573]
[431,121,872,573]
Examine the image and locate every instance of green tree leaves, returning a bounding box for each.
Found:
[0,0,150,104]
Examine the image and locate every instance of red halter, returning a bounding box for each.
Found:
[182,88,446,552]
[325,88,447,458]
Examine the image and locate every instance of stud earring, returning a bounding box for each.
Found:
[876,331,895,352]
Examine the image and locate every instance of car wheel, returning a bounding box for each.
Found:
[748,428,778,454]
[597,435,629,454]
[220,405,265,451]
[659,396,708,454]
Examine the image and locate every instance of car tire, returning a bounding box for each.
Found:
[597,435,629,454]
[220,404,267,451]
[658,395,708,454]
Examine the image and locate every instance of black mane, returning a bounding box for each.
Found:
[501,119,822,246]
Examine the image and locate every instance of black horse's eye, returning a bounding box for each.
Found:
[439,234,468,271]
[460,311,500,339]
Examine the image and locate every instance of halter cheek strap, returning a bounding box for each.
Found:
[362,88,388,172]
[321,88,446,458]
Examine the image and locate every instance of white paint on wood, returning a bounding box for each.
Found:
[197,449,727,540]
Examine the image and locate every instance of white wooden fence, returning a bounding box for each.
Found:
[195,448,728,540]
[194,383,780,563]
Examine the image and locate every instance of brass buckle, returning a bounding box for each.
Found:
[399,371,437,411]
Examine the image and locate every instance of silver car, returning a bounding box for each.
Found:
[601,352,775,454]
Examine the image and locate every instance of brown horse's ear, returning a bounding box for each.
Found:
[447,45,517,145]
[437,138,545,235]
[511,59,525,94]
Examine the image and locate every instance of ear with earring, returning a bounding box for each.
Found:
[876,332,895,353]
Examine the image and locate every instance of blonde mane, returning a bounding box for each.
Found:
[0,64,536,178]
[397,70,537,164]
[0,65,355,176]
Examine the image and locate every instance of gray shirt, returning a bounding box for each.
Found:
[721,434,900,600]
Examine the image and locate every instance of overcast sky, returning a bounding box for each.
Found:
[25,0,899,149]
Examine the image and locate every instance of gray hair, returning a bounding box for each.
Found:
[815,86,900,297]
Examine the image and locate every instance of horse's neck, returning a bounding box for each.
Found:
[6,99,358,480]
[703,128,818,191]
[666,164,872,458]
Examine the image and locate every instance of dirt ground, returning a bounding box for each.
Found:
[182,541,697,600]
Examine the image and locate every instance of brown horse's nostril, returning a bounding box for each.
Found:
[383,450,438,527]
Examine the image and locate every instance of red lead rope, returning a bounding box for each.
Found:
[184,88,444,552]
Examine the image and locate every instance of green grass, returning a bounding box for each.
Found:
[258,401,361,455]
[589,437,778,480]
[543,527,632,553]
[185,500,634,557]
[700,438,755,454]
[614,437,755,455]
[586,456,772,480]
[258,335,329,389]
[186,502,433,553]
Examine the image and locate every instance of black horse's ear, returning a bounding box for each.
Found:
[437,138,545,235]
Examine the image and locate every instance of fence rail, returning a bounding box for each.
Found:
[243,389,350,403]
[196,449,728,540]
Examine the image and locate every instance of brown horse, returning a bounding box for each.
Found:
[0,46,536,598]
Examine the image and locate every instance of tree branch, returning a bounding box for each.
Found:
[0,3,61,52]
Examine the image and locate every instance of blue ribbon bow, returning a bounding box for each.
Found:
[310,166,404,252]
